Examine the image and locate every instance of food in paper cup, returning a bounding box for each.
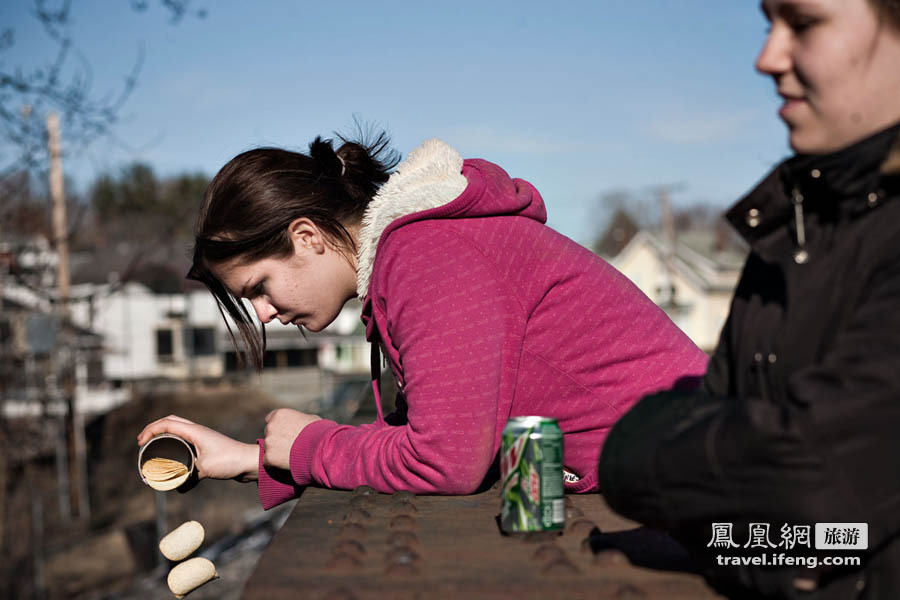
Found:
[138,433,196,491]
[142,458,190,491]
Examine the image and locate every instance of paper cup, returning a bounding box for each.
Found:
[138,433,197,491]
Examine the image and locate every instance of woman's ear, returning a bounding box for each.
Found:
[288,218,325,254]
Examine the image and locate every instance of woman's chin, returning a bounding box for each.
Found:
[302,320,325,333]
[788,130,827,155]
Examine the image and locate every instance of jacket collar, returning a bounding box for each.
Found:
[727,123,900,244]
[355,139,468,298]
[882,131,900,177]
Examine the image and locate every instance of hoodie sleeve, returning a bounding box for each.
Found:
[288,226,521,494]
[256,439,305,510]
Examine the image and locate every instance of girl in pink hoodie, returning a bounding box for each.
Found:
[137,133,708,508]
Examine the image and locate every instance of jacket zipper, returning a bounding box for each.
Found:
[754,350,793,427]
[791,187,809,264]
[753,352,771,403]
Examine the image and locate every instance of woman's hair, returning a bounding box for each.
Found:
[188,130,399,369]
[871,0,900,29]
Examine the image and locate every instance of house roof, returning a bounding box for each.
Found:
[613,228,747,293]
[1,291,103,343]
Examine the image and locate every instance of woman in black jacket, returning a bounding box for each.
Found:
[598,1,900,598]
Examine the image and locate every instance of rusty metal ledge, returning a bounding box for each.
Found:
[242,486,722,600]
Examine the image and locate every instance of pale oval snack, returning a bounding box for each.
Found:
[167,557,217,599]
[145,471,190,491]
[160,520,205,561]
[141,457,190,491]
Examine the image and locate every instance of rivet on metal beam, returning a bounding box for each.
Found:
[522,531,560,544]
[349,495,375,509]
[615,583,647,599]
[385,546,420,565]
[387,531,420,548]
[333,540,366,559]
[565,506,584,520]
[352,485,377,497]
[593,549,630,567]
[338,523,367,540]
[530,544,566,563]
[541,558,580,576]
[567,518,598,538]
[326,551,363,569]
[390,502,418,516]
[392,490,415,503]
[389,515,417,532]
[343,507,374,524]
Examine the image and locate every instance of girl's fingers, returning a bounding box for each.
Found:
[138,418,198,446]
[137,415,196,443]
[138,416,177,438]
[145,414,194,430]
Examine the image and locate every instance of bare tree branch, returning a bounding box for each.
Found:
[0,1,203,175]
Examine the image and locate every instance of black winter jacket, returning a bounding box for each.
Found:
[598,123,900,599]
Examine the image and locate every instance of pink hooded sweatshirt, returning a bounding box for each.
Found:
[257,140,708,508]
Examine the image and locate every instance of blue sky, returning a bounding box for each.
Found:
[3,0,787,244]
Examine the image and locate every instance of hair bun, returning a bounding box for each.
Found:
[335,130,399,211]
[308,136,344,178]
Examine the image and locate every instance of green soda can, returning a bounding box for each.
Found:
[500,416,565,533]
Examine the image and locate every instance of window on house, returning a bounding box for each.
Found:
[0,318,10,345]
[189,327,216,356]
[656,283,678,306]
[156,329,174,362]
[285,348,318,367]
[87,357,104,386]
[224,351,240,372]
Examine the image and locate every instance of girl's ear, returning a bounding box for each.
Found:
[288,218,326,254]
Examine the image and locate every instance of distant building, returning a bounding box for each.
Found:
[594,209,640,258]
[610,227,746,353]
[66,282,370,412]
[0,294,115,418]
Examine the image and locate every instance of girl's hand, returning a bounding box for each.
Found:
[137,415,259,482]
[263,408,322,470]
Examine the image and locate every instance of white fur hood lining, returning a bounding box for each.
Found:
[355,139,468,297]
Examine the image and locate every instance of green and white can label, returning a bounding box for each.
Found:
[500,416,565,533]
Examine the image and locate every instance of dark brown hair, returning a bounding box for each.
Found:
[871,0,900,29]
[188,131,399,369]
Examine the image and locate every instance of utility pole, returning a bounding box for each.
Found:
[47,112,89,521]
[653,183,686,310]
[48,113,70,309]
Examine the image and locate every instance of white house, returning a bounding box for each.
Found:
[611,229,746,353]
[66,282,370,412]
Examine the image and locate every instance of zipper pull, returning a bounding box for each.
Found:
[753,352,770,403]
[791,188,809,264]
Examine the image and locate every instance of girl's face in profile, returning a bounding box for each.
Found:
[758,0,900,154]
[212,220,359,333]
